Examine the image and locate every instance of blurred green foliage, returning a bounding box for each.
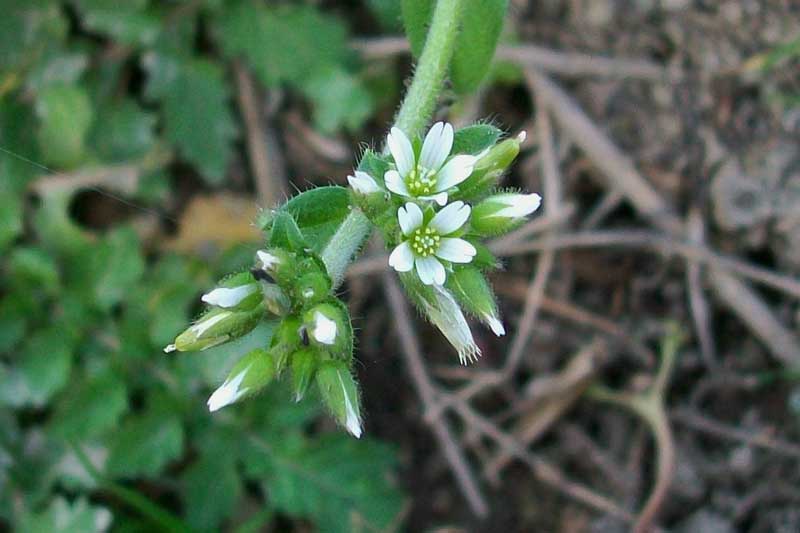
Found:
[0,0,404,531]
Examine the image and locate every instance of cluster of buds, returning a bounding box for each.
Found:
[349,122,541,364]
[165,242,363,437]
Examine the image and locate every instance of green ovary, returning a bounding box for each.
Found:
[406,166,437,196]
[410,227,440,257]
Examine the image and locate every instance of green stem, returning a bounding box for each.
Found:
[393,0,464,136]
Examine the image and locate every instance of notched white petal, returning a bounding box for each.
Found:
[202,284,257,308]
[388,127,415,177]
[398,202,423,235]
[429,201,471,235]
[419,121,454,171]
[416,256,445,285]
[312,311,337,345]
[384,169,410,197]
[435,238,476,263]
[388,242,414,272]
[435,155,477,191]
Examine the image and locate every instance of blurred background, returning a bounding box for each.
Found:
[2,1,800,532]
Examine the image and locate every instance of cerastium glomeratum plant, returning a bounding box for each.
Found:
[166,0,539,437]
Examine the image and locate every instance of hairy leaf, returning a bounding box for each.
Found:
[451,0,508,94]
[400,0,434,58]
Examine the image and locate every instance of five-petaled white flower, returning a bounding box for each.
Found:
[385,122,477,206]
[389,201,476,285]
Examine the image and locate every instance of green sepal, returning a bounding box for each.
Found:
[269,211,308,253]
[293,271,332,307]
[451,136,520,201]
[357,149,391,186]
[446,266,503,335]
[469,241,501,271]
[316,360,362,438]
[302,300,353,361]
[173,304,265,352]
[291,347,318,402]
[270,315,304,373]
[207,348,276,411]
[452,124,502,155]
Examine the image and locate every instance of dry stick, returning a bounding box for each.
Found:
[449,400,634,523]
[671,408,800,460]
[233,62,286,207]
[497,230,800,302]
[501,96,562,375]
[382,274,490,518]
[352,37,665,81]
[686,208,718,369]
[526,68,800,367]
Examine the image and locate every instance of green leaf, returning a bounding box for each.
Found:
[244,433,403,533]
[450,0,508,94]
[0,327,74,408]
[89,100,156,162]
[280,187,352,255]
[0,2,67,73]
[144,55,236,184]
[181,431,241,532]
[217,2,349,88]
[452,123,502,155]
[9,246,60,295]
[50,372,128,440]
[35,84,94,169]
[302,68,374,134]
[400,0,434,58]
[106,408,183,479]
[72,0,160,47]
[17,496,111,533]
[268,211,308,253]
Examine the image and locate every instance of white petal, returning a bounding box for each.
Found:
[347,171,380,194]
[429,201,471,235]
[484,314,505,336]
[338,372,362,438]
[435,238,476,263]
[312,311,337,345]
[423,285,481,364]
[415,256,446,285]
[190,312,232,337]
[516,130,527,143]
[493,193,542,218]
[163,344,176,353]
[398,202,423,235]
[419,122,454,171]
[201,285,257,308]
[419,191,448,206]
[384,169,410,197]
[388,242,414,272]
[435,155,477,191]
[207,367,250,412]
[387,127,415,177]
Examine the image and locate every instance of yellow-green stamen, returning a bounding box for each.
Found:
[406,166,437,196]
[410,226,440,257]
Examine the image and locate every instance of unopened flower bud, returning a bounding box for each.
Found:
[294,271,331,306]
[347,171,381,195]
[316,361,362,438]
[470,193,542,236]
[170,304,264,352]
[452,136,522,201]
[303,302,351,359]
[291,348,318,402]
[447,266,505,336]
[207,348,276,412]
[269,316,304,373]
[201,272,261,311]
[253,248,294,286]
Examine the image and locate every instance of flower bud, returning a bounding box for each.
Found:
[169,304,264,352]
[447,267,505,336]
[201,272,261,311]
[207,348,276,412]
[451,136,522,201]
[347,171,381,195]
[253,248,295,287]
[316,361,362,438]
[470,193,542,236]
[269,316,304,373]
[294,271,331,306]
[302,302,352,359]
[259,282,292,317]
[291,348,318,402]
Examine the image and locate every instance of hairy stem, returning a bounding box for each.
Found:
[393,0,464,136]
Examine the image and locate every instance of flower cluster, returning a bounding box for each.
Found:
[349,122,541,361]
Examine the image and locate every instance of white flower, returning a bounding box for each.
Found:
[201,284,257,308]
[389,201,476,285]
[207,366,251,412]
[385,122,477,206]
[347,170,381,194]
[311,311,338,345]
